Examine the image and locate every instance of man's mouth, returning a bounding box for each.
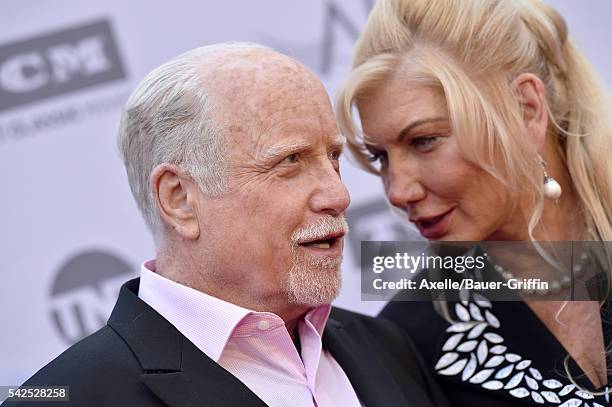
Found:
[298,232,345,251]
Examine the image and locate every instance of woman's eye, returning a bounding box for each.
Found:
[367,151,388,164]
[411,136,440,151]
[329,150,341,161]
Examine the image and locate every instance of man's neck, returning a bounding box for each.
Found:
[154,251,312,337]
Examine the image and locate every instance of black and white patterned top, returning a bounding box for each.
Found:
[381,294,612,406]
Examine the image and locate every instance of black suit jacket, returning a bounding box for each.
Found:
[3,279,449,407]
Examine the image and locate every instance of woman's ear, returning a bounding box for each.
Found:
[150,163,201,240]
[512,73,549,153]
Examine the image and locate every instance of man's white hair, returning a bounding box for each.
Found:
[117,42,269,239]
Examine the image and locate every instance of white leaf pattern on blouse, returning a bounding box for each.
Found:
[467,322,488,339]
[504,372,525,389]
[558,384,576,396]
[455,303,470,322]
[541,391,561,403]
[476,340,488,365]
[442,333,464,351]
[447,322,474,332]
[558,399,583,407]
[468,369,494,384]
[516,360,532,370]
[482,380,504,390]
[543,380,563,390]
[495,364,514,379]
[526,375,539,390]
[484,355,505,368]
[435,352,459,370]
[531,391,545,404]
[457,340,478,352]
[505,353,521,363]
[509,387,529,398]
[576,390,595,400]
[484,309,500,328]
[483,332,503,344]
[529,367,543,380]
[472,293,492,308]
[438,358,468,375]
[462,353,477,381]
[469,303,484,321]
[490,345,507,354]
[433,294,607,405]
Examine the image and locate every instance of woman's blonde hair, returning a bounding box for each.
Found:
[338,0,612,393]
[336,0,611,242]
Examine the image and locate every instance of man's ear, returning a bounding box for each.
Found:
[150,163,201,240]
[512,73,549,153]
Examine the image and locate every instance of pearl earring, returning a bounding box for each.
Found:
[539,156,562,200]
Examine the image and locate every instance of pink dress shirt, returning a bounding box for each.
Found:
[138,260,362,407]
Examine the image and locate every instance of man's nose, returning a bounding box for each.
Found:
[310,164,351,216]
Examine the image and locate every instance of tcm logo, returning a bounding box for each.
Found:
[0,19,126,112]
[49,250,136,345]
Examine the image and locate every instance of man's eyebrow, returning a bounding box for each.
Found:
[397,117,448,142]
[259,134,345,162]
[330,134,346,148]
[260,140,312,161]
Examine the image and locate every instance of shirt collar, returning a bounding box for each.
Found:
[139,260,252,362]
[137,260,332,361]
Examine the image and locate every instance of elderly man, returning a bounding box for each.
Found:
[2,44,447,407]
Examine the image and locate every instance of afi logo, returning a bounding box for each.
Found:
[0,37,110,93]
[0,19,126,112]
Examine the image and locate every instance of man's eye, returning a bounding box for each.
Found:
[411,136,440,151]
[282,153,299,164]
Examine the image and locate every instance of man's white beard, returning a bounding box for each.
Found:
[286,215,348,306]
[286,253,342,306]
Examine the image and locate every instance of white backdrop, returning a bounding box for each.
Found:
[1,0,610,387]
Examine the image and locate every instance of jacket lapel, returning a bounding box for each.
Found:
[108,279,267,407]
[323,316,418,407]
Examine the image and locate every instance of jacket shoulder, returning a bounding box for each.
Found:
[329,306,451,407]
[329,306,419,354]
[26,326,138,383]
[4,326,162,407]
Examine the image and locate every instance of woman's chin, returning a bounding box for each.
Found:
[426,230,481,242]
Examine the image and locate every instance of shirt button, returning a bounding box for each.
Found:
[258,320,270,331]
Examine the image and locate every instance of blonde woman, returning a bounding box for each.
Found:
[337,0,612,405]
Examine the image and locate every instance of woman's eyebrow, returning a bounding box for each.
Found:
[396,117,448,142]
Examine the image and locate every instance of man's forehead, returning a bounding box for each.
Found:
[202,51,316,102]
[200,50,328,125]
[233,109,342,159]
[196,48,338,154]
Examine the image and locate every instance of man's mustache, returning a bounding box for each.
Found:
[291,216,349,245]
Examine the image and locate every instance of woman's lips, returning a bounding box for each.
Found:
[413,208,455,239]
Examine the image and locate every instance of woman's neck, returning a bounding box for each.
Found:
[489,168,584,242]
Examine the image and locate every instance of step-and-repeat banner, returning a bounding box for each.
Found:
[1,0,610,386]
